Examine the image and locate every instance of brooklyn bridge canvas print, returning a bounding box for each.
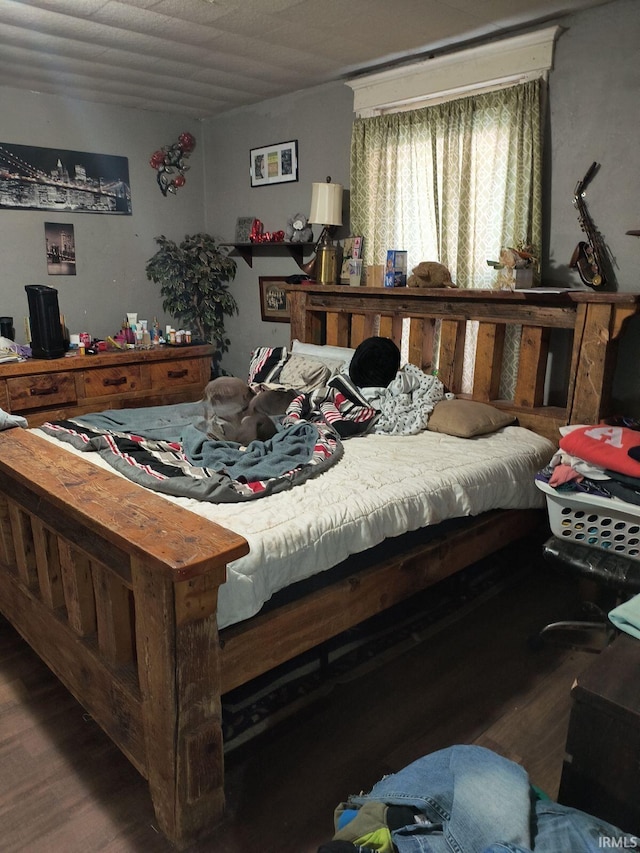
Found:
[0,142,132,215]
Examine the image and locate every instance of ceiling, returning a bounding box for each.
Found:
[0,0,614,119]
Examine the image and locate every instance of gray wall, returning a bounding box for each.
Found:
[545,0,640,288]
[544,0,640,412]
[0,88,205,341]
[203,81,354,379]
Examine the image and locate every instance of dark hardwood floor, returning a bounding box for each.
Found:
[0,559,595,852]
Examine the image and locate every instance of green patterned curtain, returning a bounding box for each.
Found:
[350,79,542,289]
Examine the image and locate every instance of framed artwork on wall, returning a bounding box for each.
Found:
[259,277,290,323]
[44,222,76,275]
[0,141,132,214]
[250,140,298,187]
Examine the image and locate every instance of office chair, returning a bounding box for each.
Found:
[537,536,640,652]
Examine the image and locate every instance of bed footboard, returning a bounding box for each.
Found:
[0,427,249,849]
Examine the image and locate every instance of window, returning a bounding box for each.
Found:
[346,29,558,395]
[346,27,559,285]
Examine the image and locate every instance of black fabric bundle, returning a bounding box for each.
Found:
[348,336,400,388]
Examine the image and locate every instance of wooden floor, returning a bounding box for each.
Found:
[0,560,595,852]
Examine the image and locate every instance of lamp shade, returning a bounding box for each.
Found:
[309,180,343,226]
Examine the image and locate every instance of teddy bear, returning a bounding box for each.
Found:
[407,261,456,288]
[285,213,313,243]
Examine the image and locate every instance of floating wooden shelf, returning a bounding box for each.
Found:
[220,241,314,268]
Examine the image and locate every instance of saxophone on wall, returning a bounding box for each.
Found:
[569,161,607,288]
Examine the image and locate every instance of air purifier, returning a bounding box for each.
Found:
[25,285,66,359]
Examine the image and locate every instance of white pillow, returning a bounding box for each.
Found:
[291,339,355,368]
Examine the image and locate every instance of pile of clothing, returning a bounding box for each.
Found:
[537,420,640,638]
[347,335,449,436]
[536,421,640,505]
[317,745,636,853]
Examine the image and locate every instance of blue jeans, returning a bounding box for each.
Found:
[348,745,636,853]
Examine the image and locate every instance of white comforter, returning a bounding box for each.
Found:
[37,424,554,629]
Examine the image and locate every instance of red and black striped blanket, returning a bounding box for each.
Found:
[39,377,378,503]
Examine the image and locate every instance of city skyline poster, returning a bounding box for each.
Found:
[0,142,132,214]
[45,222,76,276]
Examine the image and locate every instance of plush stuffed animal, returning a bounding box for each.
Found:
[407,261,456,289]
[285,213,313,243]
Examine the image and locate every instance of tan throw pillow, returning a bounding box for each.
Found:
[277,354,332,392]
[427,399,515,438]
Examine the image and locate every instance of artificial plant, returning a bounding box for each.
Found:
[145,233,238,373]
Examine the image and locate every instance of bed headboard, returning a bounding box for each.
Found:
[286,285,640,444]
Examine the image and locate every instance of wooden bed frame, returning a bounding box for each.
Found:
[0,286,637,848]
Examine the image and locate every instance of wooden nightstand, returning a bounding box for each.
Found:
[559,632,640,834]
[0,344,214,426]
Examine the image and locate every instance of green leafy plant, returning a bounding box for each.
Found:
[145,233,238,373]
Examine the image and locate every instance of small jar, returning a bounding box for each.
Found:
[0,316,15,340]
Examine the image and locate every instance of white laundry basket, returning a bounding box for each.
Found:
[536,479,640,562]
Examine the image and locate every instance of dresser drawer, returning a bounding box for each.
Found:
[149,357,206,389]
[82,364,144,398]
[6,373,77,412]
[0,344,214,424]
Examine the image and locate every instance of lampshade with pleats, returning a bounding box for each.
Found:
[309,180,343,226]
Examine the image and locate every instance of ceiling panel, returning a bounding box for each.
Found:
[0,0,615,117]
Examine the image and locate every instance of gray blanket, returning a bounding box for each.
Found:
[41,401,343,503]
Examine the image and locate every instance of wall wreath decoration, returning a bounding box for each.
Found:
[149,131,196,196]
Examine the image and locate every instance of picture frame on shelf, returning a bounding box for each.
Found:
[340,235,363,283]
[259,277,291,323]
[235,216,256,243]
[250,140,298,187]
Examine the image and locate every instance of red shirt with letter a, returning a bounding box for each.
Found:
[559,425,640,478]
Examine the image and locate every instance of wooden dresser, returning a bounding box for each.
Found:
[0,344,214,427]
[559,632,640,834]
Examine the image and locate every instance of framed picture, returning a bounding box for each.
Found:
[259,277,290,323]
[340,235,364,283]
[250,140,298,187]
[235,216,256,243]
[44,222,76,275]
[0,141,132,214]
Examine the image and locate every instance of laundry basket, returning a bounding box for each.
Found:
[536,480,640,562]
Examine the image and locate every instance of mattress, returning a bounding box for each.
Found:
[36,424,554,629]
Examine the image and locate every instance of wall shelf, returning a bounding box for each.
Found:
[220,242,314,268]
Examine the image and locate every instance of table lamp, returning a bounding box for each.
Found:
[307,177,343,285]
